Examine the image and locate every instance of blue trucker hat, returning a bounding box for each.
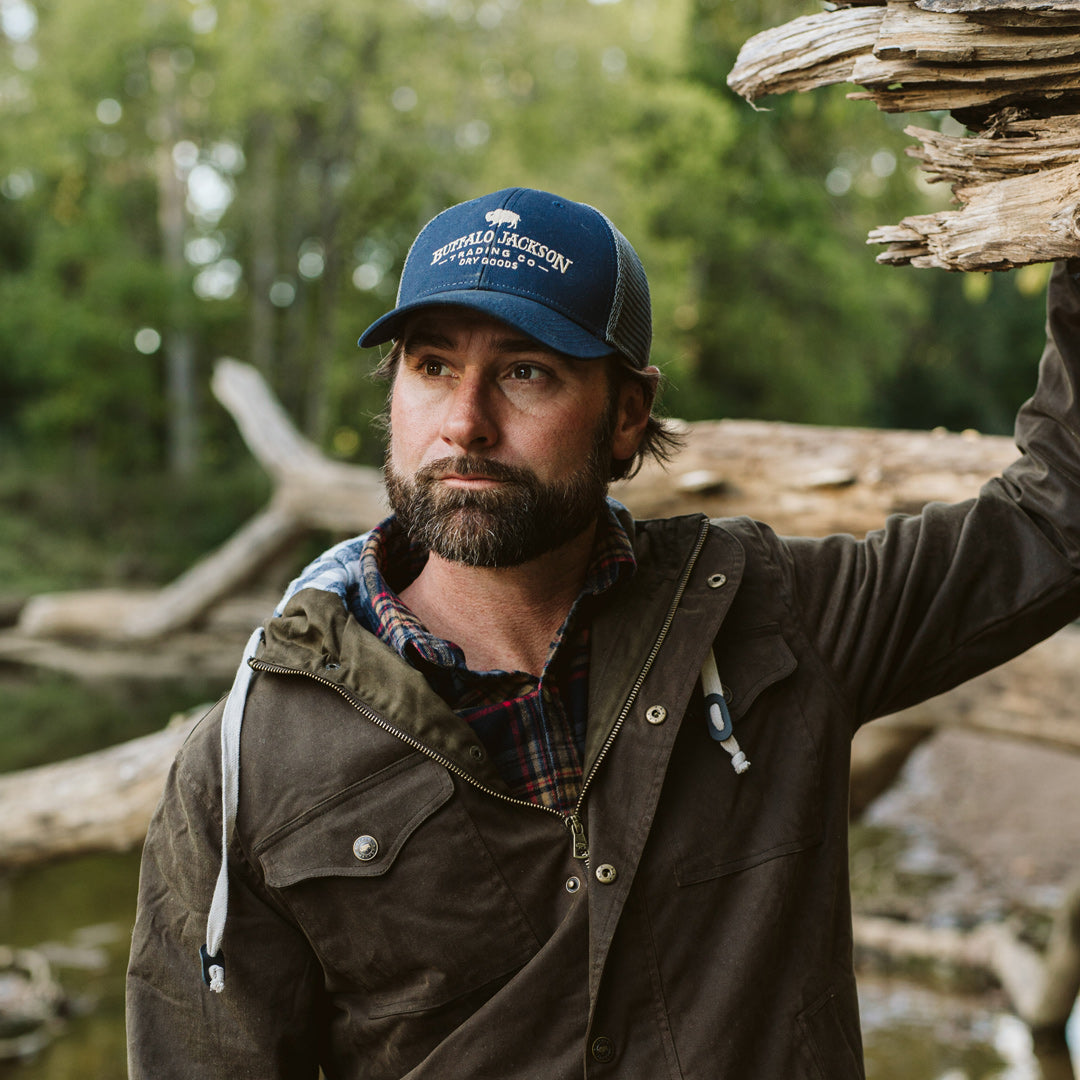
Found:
[358,187,652,369]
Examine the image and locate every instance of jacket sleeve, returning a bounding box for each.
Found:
[126,705,324,1079]
[781,260,1080,725]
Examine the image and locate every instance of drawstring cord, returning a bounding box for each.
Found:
[701,649,750,774]
[202,625,264,994]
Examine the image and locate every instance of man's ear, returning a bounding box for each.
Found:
[611,365,660,463]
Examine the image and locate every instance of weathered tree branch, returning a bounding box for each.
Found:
[12,359,386,643]
[727,0,1080,269]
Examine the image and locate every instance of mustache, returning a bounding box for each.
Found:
[413,455,538,487]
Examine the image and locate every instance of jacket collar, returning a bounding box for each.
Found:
[256,514,748,789]
[585,515,746,770]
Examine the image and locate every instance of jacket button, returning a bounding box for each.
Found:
[565,876,581,894]
[707,572,727,588]
[591,1036,615,1063]
[352,835,378,861]
[645,705,667,725]
[595,863,617,885]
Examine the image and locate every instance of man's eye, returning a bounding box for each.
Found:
[422,359,447,377]
[509,363,543,380]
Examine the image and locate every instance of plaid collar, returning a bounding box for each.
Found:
[356,501,637,674]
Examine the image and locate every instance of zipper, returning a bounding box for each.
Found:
[251,517,712,865]
[566,516,711,862]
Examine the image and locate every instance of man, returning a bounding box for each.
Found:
[127,187,1080,1078]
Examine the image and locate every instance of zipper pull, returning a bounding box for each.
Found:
[566,813,589,861]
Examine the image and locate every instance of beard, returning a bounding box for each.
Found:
[384,417,614,569]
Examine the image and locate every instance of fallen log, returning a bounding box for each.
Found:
[16,364,1027,645]
[0,710,201,868]
[15,359,386,643]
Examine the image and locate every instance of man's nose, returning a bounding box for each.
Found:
[440,377,498,452]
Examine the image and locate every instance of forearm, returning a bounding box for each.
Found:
[997,259,1080,564]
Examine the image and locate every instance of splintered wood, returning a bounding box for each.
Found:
[727,0,1080,270]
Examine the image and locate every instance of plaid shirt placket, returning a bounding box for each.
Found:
[353,509,636,815]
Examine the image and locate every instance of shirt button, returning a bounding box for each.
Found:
[645,705,667,725]
[352,835,378,861]
[591,1036,615,1063]
[595,863,617,885]
[565,876,581,894]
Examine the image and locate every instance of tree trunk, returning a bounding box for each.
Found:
[150,50,199,477]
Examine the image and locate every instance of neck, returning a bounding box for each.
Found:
[399,523,598,677]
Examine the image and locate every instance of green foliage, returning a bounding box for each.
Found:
[873,267,1050,435]
[0,669,219,772]
[0,462,269,592]
[0,0,1055,491]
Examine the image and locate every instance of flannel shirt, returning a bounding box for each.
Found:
[354,504,637,814]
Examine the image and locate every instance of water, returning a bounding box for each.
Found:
[860,975,1080,1080]
[0,852,1075,1079]
[0,852,138,1080]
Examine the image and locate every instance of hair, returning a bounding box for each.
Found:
[372,339,685,482]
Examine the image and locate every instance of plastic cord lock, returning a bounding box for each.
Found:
[704,693,733,741]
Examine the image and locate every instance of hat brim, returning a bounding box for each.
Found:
[357,289,614,360]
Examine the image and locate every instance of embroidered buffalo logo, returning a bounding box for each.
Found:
[485,209,521,229]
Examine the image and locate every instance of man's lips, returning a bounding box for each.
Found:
[439,473,501,487]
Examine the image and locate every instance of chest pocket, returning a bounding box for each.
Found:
[665,627,823,885]
[255,752,540,1018]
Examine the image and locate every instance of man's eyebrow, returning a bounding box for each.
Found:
[402,327,562,357]
[401,329,454,352]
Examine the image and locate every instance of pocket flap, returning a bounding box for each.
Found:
[257,754,454,888]
[718,627,797,721]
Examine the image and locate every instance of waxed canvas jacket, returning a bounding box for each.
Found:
[127,262,1080,1079]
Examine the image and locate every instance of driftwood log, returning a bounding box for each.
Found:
[727,0,1080,270]
[12,359,386,645]
[0,710,200,868]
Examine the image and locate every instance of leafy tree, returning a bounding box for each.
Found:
[0,0,1051,496]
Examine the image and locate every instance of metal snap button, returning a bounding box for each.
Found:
[565,876,581,894]
[591,1036,615,1063]
[707,573,727,588]
[468,744,485,761]
[352,834,378,861]
[324,660,341,670]
[645,705,667,725]
[595,863,617,885]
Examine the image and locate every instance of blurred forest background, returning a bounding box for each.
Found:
[0,0,1057,769]
[0,5,1071,1074]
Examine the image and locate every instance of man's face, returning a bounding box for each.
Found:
[384,308,640,567]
